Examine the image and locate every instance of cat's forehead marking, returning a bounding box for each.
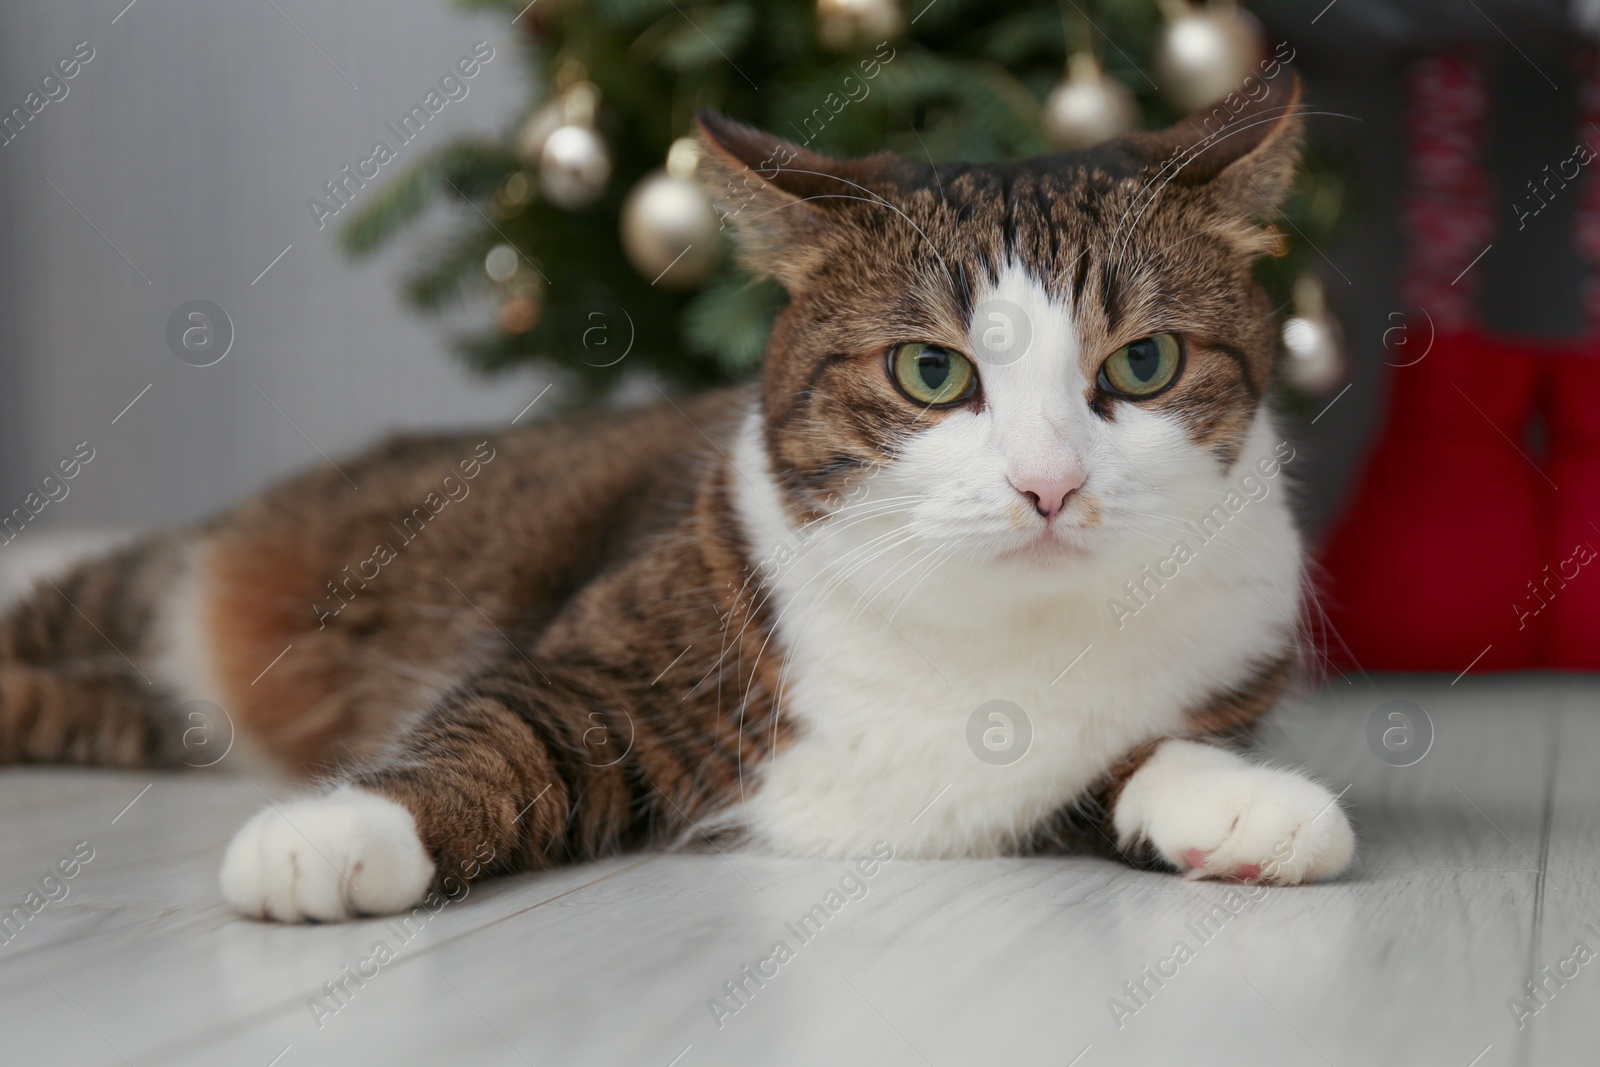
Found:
[959,261,1108,470]
[966,261,1088,408]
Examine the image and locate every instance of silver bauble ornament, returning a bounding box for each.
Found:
[1282,275,1344,395]
[620,138,720,289]
[817,0,903,52]
[1155,0,1263,111]
[540,124,611,210]
[1043,54,1138,151]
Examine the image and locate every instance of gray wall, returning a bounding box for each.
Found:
[0,0,548,534]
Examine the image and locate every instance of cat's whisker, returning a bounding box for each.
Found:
[838,535,934,624]
[734,518,922,706]
[717,497,925,637]
[884,541,964,624]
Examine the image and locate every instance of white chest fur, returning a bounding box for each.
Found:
[724,409,1303,859]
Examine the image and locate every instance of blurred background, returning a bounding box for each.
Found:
[0,0,542,532]
[1,0,1593,672]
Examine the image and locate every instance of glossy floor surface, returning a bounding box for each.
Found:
[1,675,1594,1066]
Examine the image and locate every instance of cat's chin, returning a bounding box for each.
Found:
[994,531,1093,568]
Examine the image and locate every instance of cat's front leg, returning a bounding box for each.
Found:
[1112,739,1355,884]
[219,661,657,922]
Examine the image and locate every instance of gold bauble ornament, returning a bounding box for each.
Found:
[1043,54,1139,151]
[620,138,721,289]
[498,294,541,335]
[497,271,544,335]
[816,0,903,52]
[493,171,536,219]
[1155,0,1263,111]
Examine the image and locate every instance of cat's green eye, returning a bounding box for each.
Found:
[1099,333,1183,398]
[889,343,977,407]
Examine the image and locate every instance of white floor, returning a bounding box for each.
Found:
[1,675,1595,1067]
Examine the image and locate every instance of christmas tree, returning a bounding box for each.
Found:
[342,0,1343,399]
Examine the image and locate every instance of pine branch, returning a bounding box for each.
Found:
[343,0,1345,395]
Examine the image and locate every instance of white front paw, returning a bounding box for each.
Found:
[1114,739,1354,885]
[219,786,435,922]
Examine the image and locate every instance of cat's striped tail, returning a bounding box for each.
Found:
[0,536,189,768]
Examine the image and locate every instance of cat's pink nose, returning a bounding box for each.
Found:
[1011,471,1085,519]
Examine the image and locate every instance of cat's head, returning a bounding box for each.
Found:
[698,78,1302,569]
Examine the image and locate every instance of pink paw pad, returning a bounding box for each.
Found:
[1231,864,1263,882]
[1182,848,1209,871]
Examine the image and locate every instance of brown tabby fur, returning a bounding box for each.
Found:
[0,78,1305,894]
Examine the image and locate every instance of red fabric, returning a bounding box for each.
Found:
[1544,352,1600,667]
[1318,332,1546,671]
[1315,50,1596,674]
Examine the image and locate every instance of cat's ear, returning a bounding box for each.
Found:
[695,111,855,287]
[1129,73,1304,254]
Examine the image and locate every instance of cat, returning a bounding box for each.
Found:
[0,77,1353,921]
